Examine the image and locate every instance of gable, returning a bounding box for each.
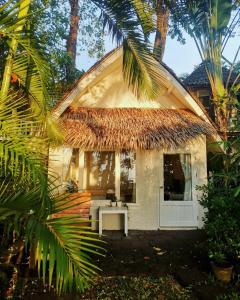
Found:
[70,54,186,109]
[53,48,212,126]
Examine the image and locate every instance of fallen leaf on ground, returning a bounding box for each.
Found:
[157,251,166,256]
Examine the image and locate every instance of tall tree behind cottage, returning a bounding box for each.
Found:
[67,0,80,81]
[65,0,171,76]
[154,0,170,61]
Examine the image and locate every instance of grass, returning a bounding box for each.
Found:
[78,275,192,300]
[12,275,192,299]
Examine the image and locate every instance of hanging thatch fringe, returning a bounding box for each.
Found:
[61,107,216,150]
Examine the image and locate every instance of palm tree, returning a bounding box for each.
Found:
[0,1,103,295]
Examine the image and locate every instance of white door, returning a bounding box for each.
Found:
[159,153,198,228]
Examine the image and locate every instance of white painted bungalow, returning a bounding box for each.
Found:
[49,48,217,232]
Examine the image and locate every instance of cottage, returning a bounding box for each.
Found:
[49,48,217,231]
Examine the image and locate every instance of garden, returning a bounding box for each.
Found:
[0,0,240,299]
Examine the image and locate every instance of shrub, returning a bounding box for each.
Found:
[199,138,240,266]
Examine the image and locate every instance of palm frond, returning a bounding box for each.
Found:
[0,183,104,294]
[0,2,63,141]
[0,94,50,194]
[210,0,232,32]
[12,47,52,113]
[123,37,165,99]
[93,0,164,99]
[0,1,52,109]
[130,0,154,36]
[32,215,104,294]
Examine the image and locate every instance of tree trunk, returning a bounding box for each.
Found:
[66,0,80,81]
[153,0,169,62]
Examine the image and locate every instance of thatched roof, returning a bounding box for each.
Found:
[61,107,215,150]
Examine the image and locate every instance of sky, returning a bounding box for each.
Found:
[76,32,240,77]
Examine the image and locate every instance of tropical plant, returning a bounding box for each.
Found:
[0,175,104,294]
[0,0,103,295]
[174,0,240,275]
[170,0,240,136]
[198,135,240,266]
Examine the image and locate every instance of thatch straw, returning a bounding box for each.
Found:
[61,107,215,150]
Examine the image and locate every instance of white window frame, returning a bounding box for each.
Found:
[78,150,136,203]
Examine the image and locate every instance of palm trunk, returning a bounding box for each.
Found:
[153,0,169,62]
[0,0,31,100]
[66,0,80,81]
[215,105,229,140]
[206,56,229,138]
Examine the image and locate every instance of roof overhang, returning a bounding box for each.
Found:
[61,107,216,150]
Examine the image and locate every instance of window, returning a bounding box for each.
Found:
[164,154,192,201]
[84,151,136,202]
[84,151,115,200]
[120,151,136,203]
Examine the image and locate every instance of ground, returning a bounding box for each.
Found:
[1,230,240,299]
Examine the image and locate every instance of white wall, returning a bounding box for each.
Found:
[49,136,207,230]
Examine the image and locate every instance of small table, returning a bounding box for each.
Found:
[98,206,128,236]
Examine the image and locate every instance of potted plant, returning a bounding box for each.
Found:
[110,200,117,207]
[65,179,78,193]
[208,243,233,283]
[110,195,117,207]
[116,199,122,207]
[106,189,116,205]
